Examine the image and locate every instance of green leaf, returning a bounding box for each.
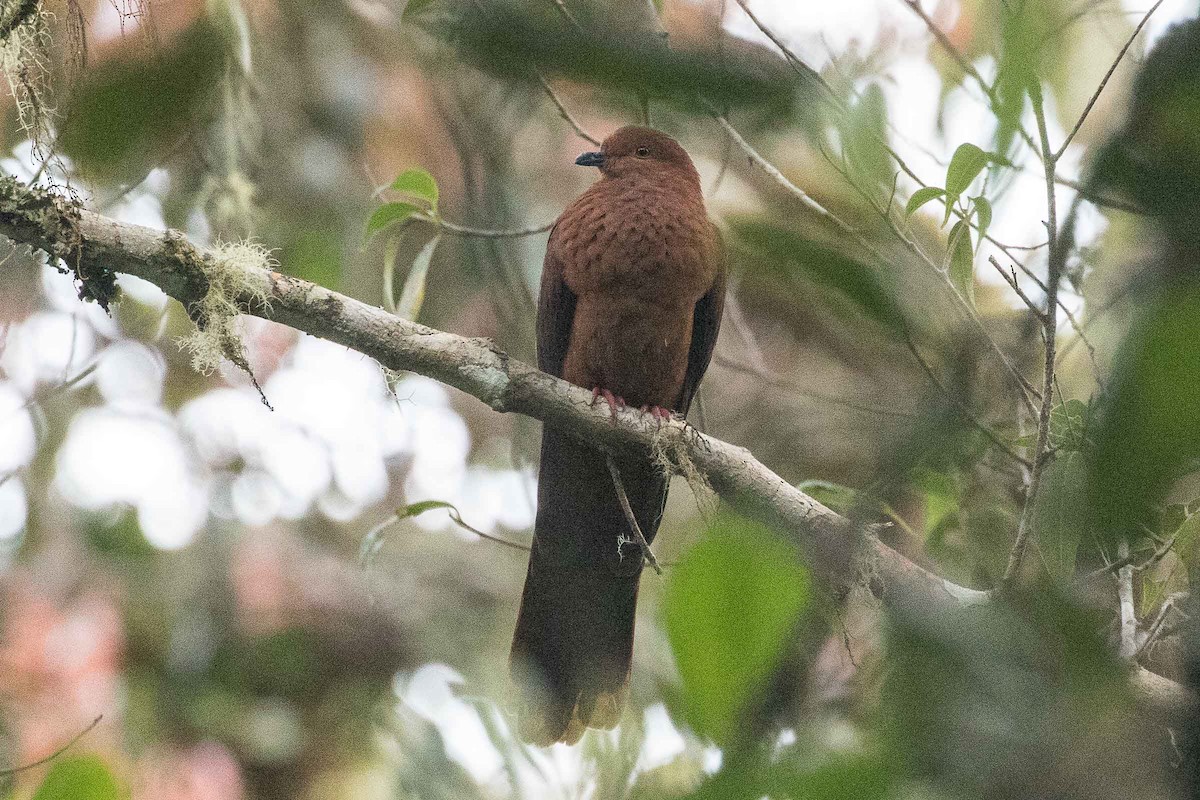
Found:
[905,186,946,216]
[796,479,856,515]
[773,752,891,800]
[1031,452,1087,584]
[401,499,458,518]
[359,499,525,572]
[945,143,990,198]
[1090,288,1200,546]
[360,500,460,567]
[1173,511,1200,568]
[663,516,810,745]
[732,219,907,335]
[992,0,1042,159]
[401,0,437,20]
[390,168,440,212]
[912,468,959,539]
[58,21,224,181]
[451,5,799,119]
[381,235,403,314]
[1048,398,1090,452]
[395,234,443,322]
[947,220,974,305]
[843,83,892,190]
[366,202,421,240]
[32,756,125,800]
[971,196,993,249]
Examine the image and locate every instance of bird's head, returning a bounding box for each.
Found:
[575,126,700,183]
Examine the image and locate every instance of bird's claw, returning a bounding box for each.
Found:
[591,387,626,419]
[639,405,674,424]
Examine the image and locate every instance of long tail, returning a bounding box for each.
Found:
[510,428,668,745]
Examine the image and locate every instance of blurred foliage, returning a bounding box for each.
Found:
[1030,451,1087,584]
[30,755,125,800]
[445,1,799,118]
[58,20,226,182]
[731,218,907,336]
[1090,19,1200,243]
[1090,287,1200,548]
[880,589,1163,799]
[662,515,811,747]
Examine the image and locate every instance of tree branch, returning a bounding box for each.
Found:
[1056,0,1166,158]
[0,173,1190,719]
[1117,540,1139,661]
[606,455,663,575]
[1002,85,1063,587]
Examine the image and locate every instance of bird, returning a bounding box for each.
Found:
[509,126,726,745]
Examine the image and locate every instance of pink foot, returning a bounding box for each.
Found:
[591,387,626,419]
[639,404,674,423]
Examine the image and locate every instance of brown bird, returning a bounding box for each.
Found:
[509,126,726,745]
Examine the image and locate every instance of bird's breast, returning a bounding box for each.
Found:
[563,295,694,409]
[555,185,716,303]
[551,179,718,408]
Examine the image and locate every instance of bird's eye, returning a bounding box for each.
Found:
[635,146,650,158]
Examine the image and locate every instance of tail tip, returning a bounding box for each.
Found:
[511,683,629,745]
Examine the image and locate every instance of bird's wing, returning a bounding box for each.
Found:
[537,225,577,378]
[676,229,727,415]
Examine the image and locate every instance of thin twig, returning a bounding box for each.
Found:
[899,0,1041,157]
[1056,0,1166,158]
[731,0,835,100]
[997,236,1100,379]
[714,113,849,229]
[926,188,1098,359]
[1057,261,1151,363]
[714,353,920,420]
[548,0,580,27]
[744,0,971,209]
[825,133,1044,409]
[1045,196,1104,381]
[423,217,554,238]
[1054,173,1142,214]
[444,507,531,552]
[989,255,1046,319]
[726,1,1052,409]
[15,362,98,416]
[901,0,988,88]
[710,122,734,195]
[0,715,102,778]
[538,73,601,146]
[1136,592,1188,660]
[905,338,1032,468]
[817,141,942,283]
[734,0,960,188]
[1079,533,1177,583]
[1002,85,1064,588]
[605,455,663,575]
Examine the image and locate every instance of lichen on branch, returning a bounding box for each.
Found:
[176,240,275,406]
